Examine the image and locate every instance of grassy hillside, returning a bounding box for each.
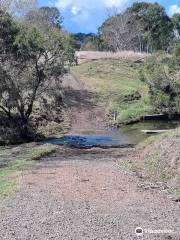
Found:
[72,59,154,124]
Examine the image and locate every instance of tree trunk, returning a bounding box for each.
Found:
[19,117,30,140]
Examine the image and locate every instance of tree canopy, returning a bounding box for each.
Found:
[140,44,180,115]
[172,13,180,40]
[0,0,37,15]
[0,9,75,139]
[99,2,175,52]
[24,6,63,31]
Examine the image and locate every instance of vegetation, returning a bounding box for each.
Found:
[172,13,180,40]
[72,59,153,124]
[24,6,63,31]
[140,43,180,117]
[137,127,180,196]
[99,2,176,52]
[71,33,105,51]
[72,2,180,54]
[0,0,37,16]
[0,8,75,142]
[0,143,57,197]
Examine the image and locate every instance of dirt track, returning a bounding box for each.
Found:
[0,73,179,240]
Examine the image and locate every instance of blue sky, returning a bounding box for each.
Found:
[39,0,180,33]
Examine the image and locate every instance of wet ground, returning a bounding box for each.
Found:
[45,120,180,148]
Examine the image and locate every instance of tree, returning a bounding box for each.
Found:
[0,0,37,15]
[0,11,75,139]
[140,47,180,116]
[99,9,144,51]
[99,2,174,52]
[172,14,180,40]
[24,7,62,31]
[140,3,173,51]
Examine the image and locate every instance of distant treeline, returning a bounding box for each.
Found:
[73,2,180,53]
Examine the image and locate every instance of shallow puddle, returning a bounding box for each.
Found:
[45,120,180,147]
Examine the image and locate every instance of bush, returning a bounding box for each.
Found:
[140,45,180,116]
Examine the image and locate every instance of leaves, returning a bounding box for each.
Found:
[0,10,75,138]
[99,2,174,52]
[141,47,180,115]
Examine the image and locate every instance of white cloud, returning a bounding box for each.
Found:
[55,0,128,15]
[71,6,80,15]
[56,0,128,9]
[55,0,130,32]
[169,5,180,15]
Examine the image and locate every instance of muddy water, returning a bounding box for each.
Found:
[45,120,180,147]
[120,120,180,144]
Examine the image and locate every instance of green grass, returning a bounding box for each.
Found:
[73,59,154,124]
[0,144,57,197]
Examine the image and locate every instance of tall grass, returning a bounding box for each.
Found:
[76,51,147,62]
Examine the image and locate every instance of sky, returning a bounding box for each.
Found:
[39,0,180,33]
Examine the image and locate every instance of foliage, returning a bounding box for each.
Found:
[0,11,75,140]
[72,59,151,124]
[24,6,63,31]
[130,2,173,51]
[0,0,37,15]
[141,45,180,115]
[99,2,174,52]
[72,32,104,51]
[171,13,180,40]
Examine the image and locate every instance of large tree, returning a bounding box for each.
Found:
[99,10,144,51]
[99,2,173,52]
[0,0,37,15]
[172,13,180,40]
[0,11,74,139]
[140,45,180,116]
[24,6,62,31]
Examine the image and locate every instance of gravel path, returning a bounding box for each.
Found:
[0,147,179,240]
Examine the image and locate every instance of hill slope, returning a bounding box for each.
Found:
[72,59,153,125]
[136,128,180,197]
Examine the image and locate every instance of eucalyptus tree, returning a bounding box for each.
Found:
[0,11,75,138]
[99,2,174,52]
[172,14,180,40]
[0,0,37,15]
[24,6,63,31]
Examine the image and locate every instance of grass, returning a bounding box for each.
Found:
[137,128,176,150]
[0,144,57,197]
[126,127,180,197]
[72,59,154,124]
[77,50,147,61]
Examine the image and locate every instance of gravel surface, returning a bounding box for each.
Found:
[0,147,179,240]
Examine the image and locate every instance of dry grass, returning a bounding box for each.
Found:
[133,128,180,196]
[76,51,147,63]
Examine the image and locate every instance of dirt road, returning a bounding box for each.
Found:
[0,74,179,240]
[62,72,106,134]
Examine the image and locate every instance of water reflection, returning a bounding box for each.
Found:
[45,120,180,147]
